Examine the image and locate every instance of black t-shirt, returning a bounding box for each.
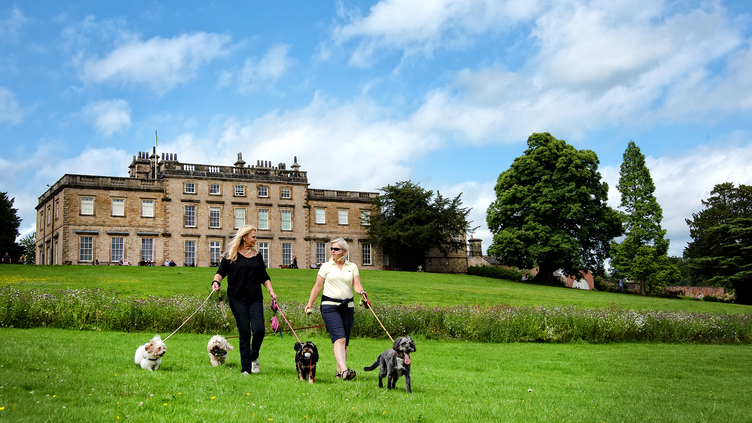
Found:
[216,253,270,300]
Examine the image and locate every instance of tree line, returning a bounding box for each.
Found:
[362,132,750,305]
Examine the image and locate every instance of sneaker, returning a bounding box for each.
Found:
[342,368,356,380]
[241,371,250,375]
[251,360,260,374]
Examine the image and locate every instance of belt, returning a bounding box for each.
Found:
[321,295,354,308]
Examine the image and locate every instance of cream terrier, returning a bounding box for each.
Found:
[207,335,233,367]
[134,334,166,371]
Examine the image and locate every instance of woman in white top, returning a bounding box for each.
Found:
[304,238,367,380]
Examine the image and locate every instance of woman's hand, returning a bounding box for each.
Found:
[268,289,277,301]
[212,281,221,292]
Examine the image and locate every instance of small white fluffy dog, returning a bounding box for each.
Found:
[134,334,166,371]
[207,335,233,367]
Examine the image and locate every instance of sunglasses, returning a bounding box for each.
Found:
[330,247,342,251]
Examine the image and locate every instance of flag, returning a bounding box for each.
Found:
[155,128,158,147]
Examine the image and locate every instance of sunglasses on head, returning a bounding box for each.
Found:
[330,247,342,251]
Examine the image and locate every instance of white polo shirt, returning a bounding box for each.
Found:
[318,259,359,305]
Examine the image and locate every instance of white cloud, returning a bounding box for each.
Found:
[80,99,131,136]
[0,7,26,40]
[602,134,752,257]
[237,43,293,91]
[406,1,750,144]
[80,32,233,94]
[156,93,442,193]
[0,87,26,125]
[326,0,541,66]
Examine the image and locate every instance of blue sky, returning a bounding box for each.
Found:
[2,0,752,257]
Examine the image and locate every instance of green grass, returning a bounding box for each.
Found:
[1,328,751,422]
[2,265,749,314]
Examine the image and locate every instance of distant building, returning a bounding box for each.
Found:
[35,149,382,269]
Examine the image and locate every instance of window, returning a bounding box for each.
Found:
[360,210,370,226]
[281,210,292,230]
[257,186,268,198]
[363,244,372,266]
[316,242,326,264]
[258,209,268,230]
[40,210,44,229]
[282,243,292,267]
[141,238,154,262]
[47,206,51,224]
[184,182,195,194]
[142,200,154,217]
[184,205,196,227]
[210,241,222,266]
[210,184,221,195]
[185,240,196,266]
[280,187,291,199]
[258,242,269,266]
[234,185,245,197]
[55,200,59,219]
[234,208,245,229]
[315,209,325,224]
[81,197,94,215]
[209,207,221,228]
[338,209,348,225]
[111,238,124,263]
[112,198,124,216]
[80,237,93,262]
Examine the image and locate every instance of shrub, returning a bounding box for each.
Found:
[2,286,750,344]
[468,265,524,282]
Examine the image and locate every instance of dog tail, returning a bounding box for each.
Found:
[363,354,381,371]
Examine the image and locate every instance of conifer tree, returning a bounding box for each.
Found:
[610,141,679,294]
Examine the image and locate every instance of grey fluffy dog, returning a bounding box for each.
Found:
[363,336,416,393]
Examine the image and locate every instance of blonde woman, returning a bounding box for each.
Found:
[212,225,277,374]
[304,238,367,380]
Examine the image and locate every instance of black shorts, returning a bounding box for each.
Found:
[320,303,355,345]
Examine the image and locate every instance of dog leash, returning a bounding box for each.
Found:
[272,299,316,381]
[223,324,325,340]
[164,290,216,342]
[360,292,394,343]
[272,298,302,344]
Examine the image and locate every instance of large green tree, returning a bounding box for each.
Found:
[367,181,471,271]
[486,132,622,285]
[684,183,752,304]
[0,191,22,260]
[610,141,679,295]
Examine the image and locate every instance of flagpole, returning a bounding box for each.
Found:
[154,128,158,180]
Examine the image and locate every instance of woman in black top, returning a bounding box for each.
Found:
[212,225,277,374]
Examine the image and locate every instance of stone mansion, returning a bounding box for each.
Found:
[35,149,384,269]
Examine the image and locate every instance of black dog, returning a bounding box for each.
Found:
[363,336,416,393]
[294,341,319,383]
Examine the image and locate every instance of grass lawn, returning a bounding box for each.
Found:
[2,265,750,314]
[1,328,751,422]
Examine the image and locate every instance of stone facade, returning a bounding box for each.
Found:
[36,151,381,270]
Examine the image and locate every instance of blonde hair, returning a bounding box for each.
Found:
[227,225,257,263]
[331,237,349,263]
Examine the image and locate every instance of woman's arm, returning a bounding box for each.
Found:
[352,274,366,297]
[212,274,224,291]
[305,275,325,312]
[263,280,277,300]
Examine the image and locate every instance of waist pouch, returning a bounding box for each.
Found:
[321,295,354,309]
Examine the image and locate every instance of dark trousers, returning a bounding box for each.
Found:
[228,296,266,373]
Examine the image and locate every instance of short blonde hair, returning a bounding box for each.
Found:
[227,225,257,263]
[331,237,349,262]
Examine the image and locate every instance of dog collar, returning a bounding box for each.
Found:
[148,358,160,361]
